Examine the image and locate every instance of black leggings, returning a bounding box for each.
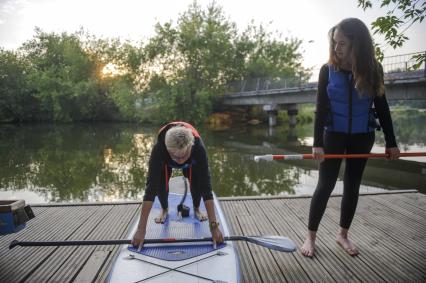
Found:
[157,167,202,210]
[308,131,375,231]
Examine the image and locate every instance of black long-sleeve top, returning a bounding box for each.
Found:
[314,64,397,148]
[143,128,213,202]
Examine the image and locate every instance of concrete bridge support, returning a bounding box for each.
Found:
[263,104,278,127]
[262,103,299,127]
[286,104,299,128]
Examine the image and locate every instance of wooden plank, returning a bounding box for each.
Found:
[1,195,425,283]
[327,196,425,282]
[238,213,287,283]
[224,200,263,283]
[0,206,92,282]
[94,204,141,283]
[27,205,115,282]
[400,193,426,211]
[370,194,426,224]
[0,206,49,246]
[351,196,426,257]
[48,204,138,282]
[283,197,394,282]
[259,198,337,282]
[369,196,426,231]
[218,190,419,201]
[269,198,384,283]
[73,250,110,283]
[246,200,312,283]
[354,196,426,263]
[31,201,142,207]
[346,195,426,269]
[302,196,404,282]
[267,198,366,283]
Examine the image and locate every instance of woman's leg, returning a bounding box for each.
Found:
[337,132,375,255]
[184,167,208,221]
[302,132,346,257]
[309,132,347,231]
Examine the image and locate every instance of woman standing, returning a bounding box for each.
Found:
[301,18,400,257]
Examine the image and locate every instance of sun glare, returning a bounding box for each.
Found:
[101,63,124,78]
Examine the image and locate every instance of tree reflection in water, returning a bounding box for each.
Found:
[0,112,425,203]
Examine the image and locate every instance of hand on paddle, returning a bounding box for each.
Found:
[131,228,146,251]
[211,226,224,249]
[385,147,400,160]
[312,147,324,163]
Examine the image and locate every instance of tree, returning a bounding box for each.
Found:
[358,0,425,68]
[20,28,101,121]
[0,49,37,122]
[141,1,241,123]
[140,1,309,123]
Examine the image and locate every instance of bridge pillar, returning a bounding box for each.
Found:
[286,104,299,128]
[263,104,278,127]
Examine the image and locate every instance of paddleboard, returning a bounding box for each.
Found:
[107,176,240,283]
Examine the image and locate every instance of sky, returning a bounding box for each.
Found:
[1,0,425,78]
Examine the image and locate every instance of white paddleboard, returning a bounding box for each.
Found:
[107,176,240,283]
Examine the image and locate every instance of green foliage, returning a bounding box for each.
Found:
[358,0,425,67]
[0,49,37,122]
[140,1,308,123]
[20,29,102,121]
[238,24,309,80]
[141,1,239,123]
[1,1,309,124]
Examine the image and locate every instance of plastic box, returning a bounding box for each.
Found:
[0,200,29,235]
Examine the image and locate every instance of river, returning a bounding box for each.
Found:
[0,109,425,203]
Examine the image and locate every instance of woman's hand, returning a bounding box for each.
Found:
[211,227,224,249]
[385,147,400,160]
[312,147,325,163]
[131,228,146,251]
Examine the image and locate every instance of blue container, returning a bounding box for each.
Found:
[0,200,27,235]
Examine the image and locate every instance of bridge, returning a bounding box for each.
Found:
[222,52,426,126]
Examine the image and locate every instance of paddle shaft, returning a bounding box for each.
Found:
[254,152,426,161]
[9,236,247,249]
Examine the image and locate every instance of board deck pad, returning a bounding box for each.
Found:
[128,177,226,261]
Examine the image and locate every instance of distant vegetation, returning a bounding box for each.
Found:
[0,1,310,125]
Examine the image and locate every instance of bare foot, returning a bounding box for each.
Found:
[154,209,168,223]
[301,238,315,257]
[194,208,208,221]
[301,230,316,258]
[336,234,359,256]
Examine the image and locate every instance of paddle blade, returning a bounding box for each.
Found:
[245,235,296,252]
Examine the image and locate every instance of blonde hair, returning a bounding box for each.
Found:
[165,126,195,150]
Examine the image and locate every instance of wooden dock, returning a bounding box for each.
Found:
[0,191,425,282]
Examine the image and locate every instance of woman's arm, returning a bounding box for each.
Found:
[193,139,213,201]
[131,201,154,250]
[374,94,397,148]
[313,64,330,148]
[143,143,164,202]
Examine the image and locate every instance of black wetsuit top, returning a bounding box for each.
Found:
[143,124,213,208]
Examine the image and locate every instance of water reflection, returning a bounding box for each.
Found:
[0,124,156,202]
[0,110,425,203]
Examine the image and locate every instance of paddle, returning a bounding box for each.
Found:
[9,235,296,252]
[254,152,426,162]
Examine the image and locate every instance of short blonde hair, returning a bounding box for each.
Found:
[165,126,195,150]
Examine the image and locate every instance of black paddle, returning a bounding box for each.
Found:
[9,235,296,252]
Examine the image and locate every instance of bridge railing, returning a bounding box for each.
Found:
[227,51,425,93]
[382,51,425,73]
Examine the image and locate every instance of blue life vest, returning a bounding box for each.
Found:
[326,65,377,134]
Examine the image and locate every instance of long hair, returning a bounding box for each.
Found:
[328,18,384,97]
